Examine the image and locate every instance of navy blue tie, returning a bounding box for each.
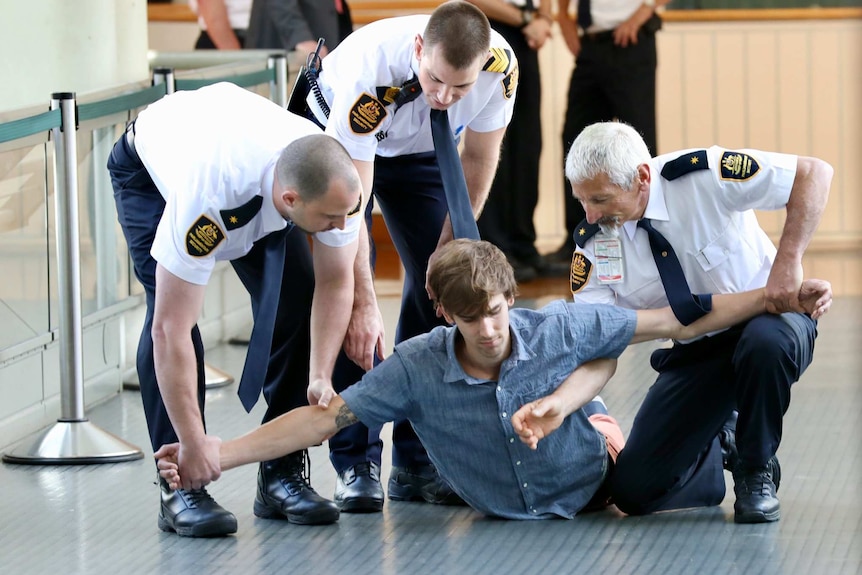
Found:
[237,229,288,411]
[637,219,712,326]
[429,109,480,240]
[577,0,593,30]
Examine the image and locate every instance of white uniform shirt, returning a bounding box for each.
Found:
[566,0,648,33]
[573,146,797,318]
[133,82,360,286]
[314,15,518,162]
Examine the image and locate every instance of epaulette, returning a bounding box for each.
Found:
[483,47,513,74]
[573,219,600,248]
[220,195,263,231]
[660,150,709,181]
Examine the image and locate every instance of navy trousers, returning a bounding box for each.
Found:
[108,133,312,451]
[329,152,450,471]
[609,312,818,514]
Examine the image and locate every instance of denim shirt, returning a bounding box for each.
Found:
[341,300,637,519]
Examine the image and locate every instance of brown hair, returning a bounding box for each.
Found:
[423,1,491,70]
[428,239,518,319]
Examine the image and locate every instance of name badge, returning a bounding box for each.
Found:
[594,235,624,284]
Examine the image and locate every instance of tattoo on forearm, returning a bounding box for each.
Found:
[335,404,358,429]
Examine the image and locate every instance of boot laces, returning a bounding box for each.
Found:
[183,487,215,509]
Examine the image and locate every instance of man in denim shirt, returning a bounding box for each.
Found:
[155,240,830,520]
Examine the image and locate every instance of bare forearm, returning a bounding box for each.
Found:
[197,0,242,49]
[632,289,766,344]
[776,156,833,263]
[461,128,504,222]
[153,335,206,443]
[353,222,377,308]
[551,358,617,416]
[220,398,356,470]
[310,274,354,383]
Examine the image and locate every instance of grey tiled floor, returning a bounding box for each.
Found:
[1,295,860,575]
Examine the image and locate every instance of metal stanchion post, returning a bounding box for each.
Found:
[3,93,143,464]
[268,53,288,108]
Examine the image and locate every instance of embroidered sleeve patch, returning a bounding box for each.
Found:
[220,195,263,231]
[501,64,519,100]
[186,215,224,257]
[660,150,709,181]
[719,151,761,181]
[349,93,387,134]
[570,252,593,295]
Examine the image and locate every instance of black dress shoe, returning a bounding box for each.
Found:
[334,462,384,513]
[733,458,782,523]
[253,450,340,525]
[388,464,467,506]
[157,477,237,537]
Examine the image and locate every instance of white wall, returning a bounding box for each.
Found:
[0,0,149,111]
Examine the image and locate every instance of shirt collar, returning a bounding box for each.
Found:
[441,318,536,385]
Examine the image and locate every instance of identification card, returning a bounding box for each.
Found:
[594,235,624,284]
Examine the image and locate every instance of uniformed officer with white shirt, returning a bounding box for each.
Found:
[301,1,518,512]
[565,122,833,524]
[107,82,363,537]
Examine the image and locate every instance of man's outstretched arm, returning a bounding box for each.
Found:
[155,396,359,488]
[512,279,832,449]
[630,279,831,344]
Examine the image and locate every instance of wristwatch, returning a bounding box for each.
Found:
[642,0,656,7]
[521,8,535,27]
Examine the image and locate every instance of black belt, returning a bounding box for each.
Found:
[125,121,140,162]
[581,29,615,43]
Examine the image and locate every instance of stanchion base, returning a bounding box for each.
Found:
[123,363,235,391]
[2,420,144,465]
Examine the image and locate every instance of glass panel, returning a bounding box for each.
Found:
[0,144,50,349]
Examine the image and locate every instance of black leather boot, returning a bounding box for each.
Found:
[733,457,782,524]
[253,450,340,525]
[157,476,237,537]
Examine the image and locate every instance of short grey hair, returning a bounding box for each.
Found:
[565,122,651,189]
[275,134,359,200]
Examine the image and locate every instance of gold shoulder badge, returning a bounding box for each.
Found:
[347,193,362,218]
[349,93,388,135]
[501,64,519,100]
[719,151,761,181]
[483,47,513,74]
[570,251,593,295]
[186,215,224,257]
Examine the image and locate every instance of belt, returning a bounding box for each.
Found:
[124,121,139,161]
[581,29,615,43]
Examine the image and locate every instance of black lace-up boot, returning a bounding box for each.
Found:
[253,450,339,525]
